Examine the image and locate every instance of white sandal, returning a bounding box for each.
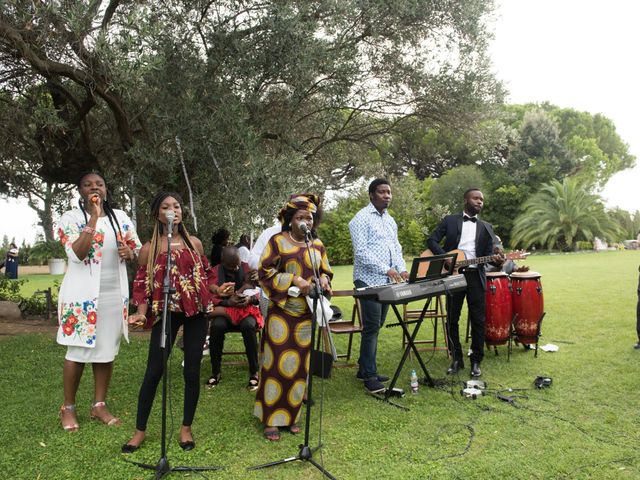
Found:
[59,404,79,432]
[90,401,121,426]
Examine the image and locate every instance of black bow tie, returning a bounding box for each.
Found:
[463,216,477,223]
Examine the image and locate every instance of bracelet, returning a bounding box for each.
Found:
[82,226,95,235]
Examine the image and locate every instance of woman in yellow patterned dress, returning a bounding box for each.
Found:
[254,194,332,441]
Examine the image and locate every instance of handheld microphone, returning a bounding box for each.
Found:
[299,221,312,239]
[165,209,176,233]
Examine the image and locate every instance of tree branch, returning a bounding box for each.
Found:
[101,0,121,30]
[0,18,133,149]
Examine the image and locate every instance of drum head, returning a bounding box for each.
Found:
[510,271,541,279]
[486,271,508,278]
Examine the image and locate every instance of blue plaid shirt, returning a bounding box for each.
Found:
[349,202,407,286]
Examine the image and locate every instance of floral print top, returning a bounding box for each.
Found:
[56,209,142,348]
[132,248,216,325]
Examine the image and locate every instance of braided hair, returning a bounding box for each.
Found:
[146,192,197,291]
[76,171,122,243]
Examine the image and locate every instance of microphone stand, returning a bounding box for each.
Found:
[125,219,221,479]
[248,229,336,479]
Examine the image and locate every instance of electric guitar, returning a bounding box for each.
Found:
[420,248,529,275]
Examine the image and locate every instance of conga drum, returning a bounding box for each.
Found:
[511,271,544,344]
[484,272,512,346]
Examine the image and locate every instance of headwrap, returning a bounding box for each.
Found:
[278,193,320,223]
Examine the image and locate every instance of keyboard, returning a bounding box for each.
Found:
[353,274,467,304]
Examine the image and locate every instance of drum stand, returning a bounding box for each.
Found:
[508,312,546,358]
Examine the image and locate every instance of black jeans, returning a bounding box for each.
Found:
[446,269,485,364]
[209,315,259,376]
[135,312,207,431]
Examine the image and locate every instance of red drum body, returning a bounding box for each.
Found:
[484,272,512,346]
[511,272,544,344]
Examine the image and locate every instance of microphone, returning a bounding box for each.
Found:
[165,209,175,233]
[299,221,312,239]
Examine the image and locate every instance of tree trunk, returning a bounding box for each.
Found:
[30,183,56,242]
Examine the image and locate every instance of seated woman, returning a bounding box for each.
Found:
[206,246,263,391]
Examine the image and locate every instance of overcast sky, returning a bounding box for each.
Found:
[1,0,639,245]
[490,0,640,211]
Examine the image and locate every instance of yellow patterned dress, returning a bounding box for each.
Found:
[254,232,333,427]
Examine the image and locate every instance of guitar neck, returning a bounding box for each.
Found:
[455,255,495,268]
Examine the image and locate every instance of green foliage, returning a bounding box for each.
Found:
[511,177,620,251]
[481,183,530,243]
[0,0,502,247]
[377,119,505,180]
[0,275,58,316]
[429,165,486,217]
[29,240,66,265]
[0,275,24,303]
[497,104,636,190]
[318,193,368,265]
[387,172,431,256]
[607,208,640,240]
[575,240,594,250]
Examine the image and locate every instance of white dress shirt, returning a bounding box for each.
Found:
[458,213,478,265]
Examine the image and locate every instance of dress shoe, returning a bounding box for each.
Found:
[447,360,463,375]
[121,443,140,454]
[179,440,195,451]
[356,371,390,382]
[470,362,482,377]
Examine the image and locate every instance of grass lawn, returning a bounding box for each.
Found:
[14,273,65,297]
[2,250,639,479]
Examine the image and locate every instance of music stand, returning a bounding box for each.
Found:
[373,253,458,409]
[408,253,457,283]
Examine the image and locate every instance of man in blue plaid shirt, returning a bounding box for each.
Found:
[349,179,408,394]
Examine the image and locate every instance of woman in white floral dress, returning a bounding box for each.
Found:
[56,172,141,432]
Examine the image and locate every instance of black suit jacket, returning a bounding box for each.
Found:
[426,213,496,289]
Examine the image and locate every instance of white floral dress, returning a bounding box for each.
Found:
[56,209,141,362]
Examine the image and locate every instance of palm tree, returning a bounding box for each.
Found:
[511,178,619,251]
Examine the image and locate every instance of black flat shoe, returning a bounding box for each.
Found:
[121,443,140,454]
[447,360,463,375]
[179,440,195,451]
[471,362,482,377]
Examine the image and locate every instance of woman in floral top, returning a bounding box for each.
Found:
[57,172,141,432]
[122,192,216,453]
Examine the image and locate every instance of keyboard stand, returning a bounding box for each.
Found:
[369,297,436,410]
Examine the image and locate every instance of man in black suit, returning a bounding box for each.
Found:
[427,188,503,377]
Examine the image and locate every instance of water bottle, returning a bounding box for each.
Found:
[410,369,419,394]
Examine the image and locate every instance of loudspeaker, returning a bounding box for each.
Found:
[310,349,333,378]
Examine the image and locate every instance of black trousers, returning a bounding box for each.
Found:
[209,315,259,376]
[446,269,485,364]
[135,312,207,431]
